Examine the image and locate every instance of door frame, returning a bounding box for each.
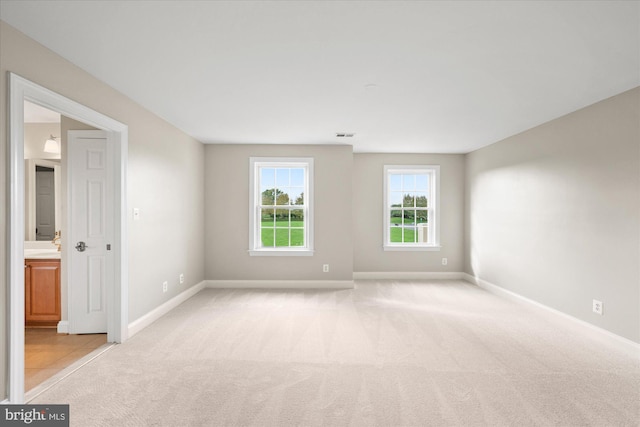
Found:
[7,73,129,403]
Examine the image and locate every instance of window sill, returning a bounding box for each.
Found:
[249,249,315,257]
[383,245,442,252]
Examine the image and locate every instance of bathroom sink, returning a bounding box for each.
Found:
[24,249,61,259]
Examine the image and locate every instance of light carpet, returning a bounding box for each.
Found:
[32,280,639,426]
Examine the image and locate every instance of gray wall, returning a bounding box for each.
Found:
[0,21,205,399]
[353,154,465,273]
[465,87,640,343]
[205,144,353,281]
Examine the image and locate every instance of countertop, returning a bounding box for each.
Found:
[25,248,61,260]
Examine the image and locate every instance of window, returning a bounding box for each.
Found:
[384,165,440,250]
[249,157,314,256]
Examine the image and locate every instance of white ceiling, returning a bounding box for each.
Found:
[2,1,638,153]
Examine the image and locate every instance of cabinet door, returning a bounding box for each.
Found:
[25,260,61,325]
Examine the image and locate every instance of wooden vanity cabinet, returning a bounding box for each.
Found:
[24,259,61,327]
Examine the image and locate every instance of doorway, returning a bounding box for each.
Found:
[8,73,129,403]
[22,103,111,394]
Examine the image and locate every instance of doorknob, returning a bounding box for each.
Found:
[75,241,86,252]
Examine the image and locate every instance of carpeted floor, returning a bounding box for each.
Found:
[32,280,639,426]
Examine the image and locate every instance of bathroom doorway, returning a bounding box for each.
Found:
[22,101,109,394]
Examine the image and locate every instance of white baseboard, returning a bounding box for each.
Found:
[353,271,465,281]
[206,280,354,289]
[56,320,68,334]
[463,273,640,355]
[128,281,206,338]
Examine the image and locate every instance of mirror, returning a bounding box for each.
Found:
[25,159,61,241]
[24,101,62,241]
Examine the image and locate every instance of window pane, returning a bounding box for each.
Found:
[390,209,402,243]
[407,228,417,242]
[275,189,290,205]
[291,188,304,205]
[415,209,428,225]
[275,228,290,246]
[390,174,402,191]
[290,168,304,187]
[261,168,275,187]
[403,220,416,242]
[291,209,304,227]
[261,228,274,247]
[403,174,415,190]
[415,192,427,207]
[389,191,402,207]
[389,225,403,242]
[402,193,415,208]
[276,168,290,187]
[275,209,289,227]
[290,229,304,246]
[403,209,415,225]
[261,188,275,205]
[417,223,428,243]
[261,209,274,227]
[416,174,428,190]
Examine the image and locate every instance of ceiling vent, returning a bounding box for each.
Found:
[336,133,355,138]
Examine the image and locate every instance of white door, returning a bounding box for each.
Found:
[68,130,114,334]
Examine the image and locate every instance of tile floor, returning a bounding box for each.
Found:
[25,328,107,391]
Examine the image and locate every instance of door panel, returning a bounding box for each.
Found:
[88,180,105,237]
[68,130,113,334]
[87,255,105,312]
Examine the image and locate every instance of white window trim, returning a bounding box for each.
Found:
[249,157,314,256]
[383,165,441,251]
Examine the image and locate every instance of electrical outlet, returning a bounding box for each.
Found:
[323,264,329,273]
[442,258,448,266]
[163,281,168,293]
[179,273,185,284]
[593,299,603,315]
